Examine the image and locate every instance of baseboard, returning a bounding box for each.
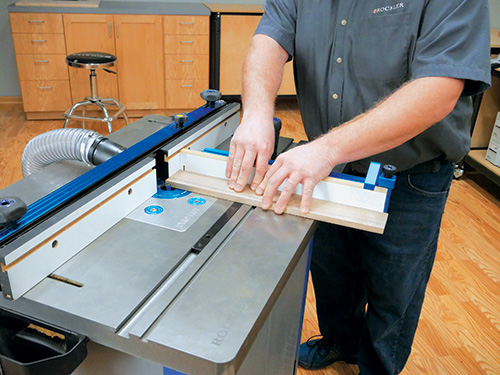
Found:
[0,96,22,104]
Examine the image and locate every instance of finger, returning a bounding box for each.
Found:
[273,175,301,214]
[228,146,245,190]
[251,152,271,190]
[225,141,236,179]
[234,150,256,192]
[300,179,316,214]
[260,167,291,210]
[256,158,281,196]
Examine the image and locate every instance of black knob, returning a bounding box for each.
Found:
[173,113,188,128]
[0,197,28,228]
[200,89,222,107]
[272,117,282,160]
[382,164,397,178]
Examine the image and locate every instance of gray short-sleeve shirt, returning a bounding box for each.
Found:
[255,0,491,172]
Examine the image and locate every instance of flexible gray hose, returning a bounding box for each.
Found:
[21,128,103,177]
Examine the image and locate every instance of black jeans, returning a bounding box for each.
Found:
[310,161,454,375]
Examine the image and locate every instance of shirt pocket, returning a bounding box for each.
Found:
[351,13,410,82]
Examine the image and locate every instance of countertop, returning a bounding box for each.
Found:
[8,1,211,15]
[204,3,264,13]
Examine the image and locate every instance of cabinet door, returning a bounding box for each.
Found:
[63,14,118,103]
[115,15,164,110]
[219,15,295,96]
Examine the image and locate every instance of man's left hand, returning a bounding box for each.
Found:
[256,137,336,215]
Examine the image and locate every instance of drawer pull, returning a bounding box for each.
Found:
[180,60,194,63]
[34,60,49,63]
[181,85,194,88]
[31,40,47,43]
[180,41,194,44]
[179,22,194,25]
[28,20,44,23]
[38,86,53,89]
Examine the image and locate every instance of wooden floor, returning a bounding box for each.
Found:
[1,100,499,375]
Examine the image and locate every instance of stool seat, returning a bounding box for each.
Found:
[66,52,117,69]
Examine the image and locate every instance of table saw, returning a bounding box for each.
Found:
[0,97,320,375]
[0,94,394,375]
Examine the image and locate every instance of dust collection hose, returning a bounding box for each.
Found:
[21,128,126,177]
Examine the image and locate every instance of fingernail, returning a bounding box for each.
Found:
[235,184,242,191]
[255,187,263,195]
[251,184,257,190]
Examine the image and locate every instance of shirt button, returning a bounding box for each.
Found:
[341,19,347,26]
[332,94,339,100]
[336,57,343,64]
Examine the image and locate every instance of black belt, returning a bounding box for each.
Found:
[346,157,448,177]
[401,157,448,175]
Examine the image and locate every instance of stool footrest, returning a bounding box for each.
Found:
[63,99,129,134]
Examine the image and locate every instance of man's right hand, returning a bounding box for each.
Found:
[226,116,275,192]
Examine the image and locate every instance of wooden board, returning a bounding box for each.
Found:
[170,149,389,212]
[167,170,388,234]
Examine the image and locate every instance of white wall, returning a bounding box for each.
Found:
[0,0,497,97]
[491,0,500,28]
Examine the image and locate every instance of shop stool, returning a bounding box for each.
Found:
[63,52,129,134]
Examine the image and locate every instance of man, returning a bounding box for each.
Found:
[225,1,491,374]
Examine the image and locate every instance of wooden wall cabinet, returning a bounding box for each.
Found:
[63,14,118,105]
[164,15,209,109]
[10,11,210,119]
[115,15,164,110]
[10,12,72,113]
[10,9,291,118]
[64,14,164,111]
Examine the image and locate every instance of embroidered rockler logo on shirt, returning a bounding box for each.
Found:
[373,3,404,14]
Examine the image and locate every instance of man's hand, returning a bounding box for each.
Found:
[256,136,336,215]
[226,116,275,192]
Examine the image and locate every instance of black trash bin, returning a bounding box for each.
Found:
[0,309,87,375]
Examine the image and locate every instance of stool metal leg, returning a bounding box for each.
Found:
[102,98,130,126]
[82,105,87,129]
[111,98,129,125]
[95,101,113,134]
[63,100,93,128]
[123,111,130,126]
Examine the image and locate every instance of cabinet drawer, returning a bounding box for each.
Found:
[16,54,68,81]
[20,80,72,112]
[164,35,209,55]
[165,55,209,80]
[12,33,66,54]
[10,13,64,34]
[163,16,209,35]
[165,79,208,109]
